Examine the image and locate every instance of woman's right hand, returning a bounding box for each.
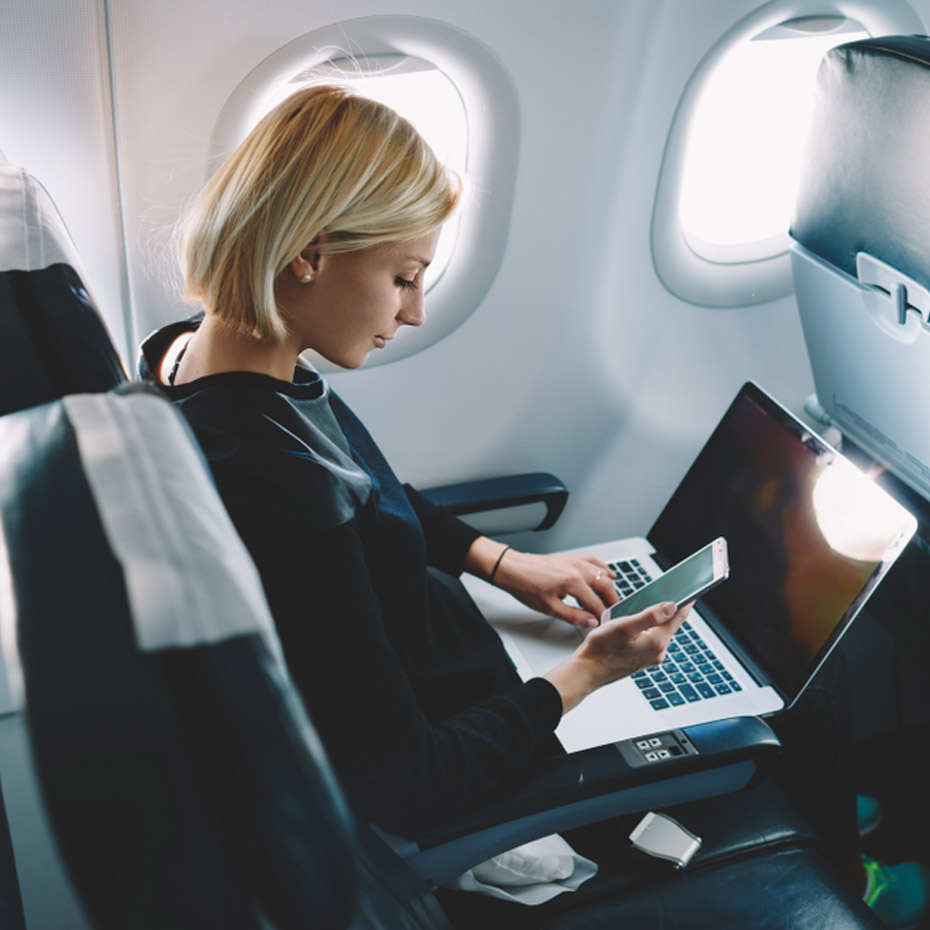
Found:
[543,601,691,714]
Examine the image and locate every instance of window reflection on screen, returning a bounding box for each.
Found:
[650,392,908,695]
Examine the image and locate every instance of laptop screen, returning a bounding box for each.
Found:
[649,382,916,701]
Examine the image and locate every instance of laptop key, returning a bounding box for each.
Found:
[679,683,701,703]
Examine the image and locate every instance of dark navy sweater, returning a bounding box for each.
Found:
[145,337,563,836]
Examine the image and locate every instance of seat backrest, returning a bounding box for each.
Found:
[0,166,127,418]
[0,389,371,930]
[790,35,930,501]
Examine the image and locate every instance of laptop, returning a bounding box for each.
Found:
[463,382,917,752]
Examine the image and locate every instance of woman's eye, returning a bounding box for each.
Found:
[395,276,418,290]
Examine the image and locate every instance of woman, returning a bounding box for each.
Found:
[144,85,690,837]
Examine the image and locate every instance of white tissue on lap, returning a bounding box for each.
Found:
[444,833,598,905]
[472,847,575,886]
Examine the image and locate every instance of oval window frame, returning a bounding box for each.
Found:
[650,0,923,308]
[209,15,519,367]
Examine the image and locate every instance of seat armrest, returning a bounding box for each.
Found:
[393,716,781,886]
[420,472,568,532]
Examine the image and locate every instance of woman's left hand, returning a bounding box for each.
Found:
[466,538,617,628]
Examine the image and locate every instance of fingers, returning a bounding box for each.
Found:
[544,559,618,624]
[573,600,696,692]
[570,559,617,614]
[610,601,679,636]
[568,579,613,621]
[580,555,615,593]
[590,567,619,607]
[597,601,687,665]
[547,600,600,628]
[505,551,620,627]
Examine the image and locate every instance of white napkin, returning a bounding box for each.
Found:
[444,834,597,905]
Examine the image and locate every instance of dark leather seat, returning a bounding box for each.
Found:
[0,165,127,418]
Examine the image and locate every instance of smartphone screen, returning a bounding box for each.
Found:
[602,538,728,623]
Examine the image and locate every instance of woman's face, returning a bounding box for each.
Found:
[283,230,440,369]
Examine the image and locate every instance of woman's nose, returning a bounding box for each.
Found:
[398,291,426,327]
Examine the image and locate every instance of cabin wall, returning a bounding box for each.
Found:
[1,0,127,356]
[4,0,925,549]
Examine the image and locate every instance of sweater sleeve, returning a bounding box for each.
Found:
[403,483,481,576]
[252,517,562,837]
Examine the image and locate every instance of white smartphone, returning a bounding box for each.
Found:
[601,537,729,624]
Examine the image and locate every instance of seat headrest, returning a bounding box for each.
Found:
[791,35,930,290]
[0,166,127,416]
[0,264,128,417]
[0,165,87,275]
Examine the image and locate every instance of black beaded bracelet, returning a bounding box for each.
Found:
[488,545,512,585]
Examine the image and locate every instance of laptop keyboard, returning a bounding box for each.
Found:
[608,559,743,711]
[609,557,653,600]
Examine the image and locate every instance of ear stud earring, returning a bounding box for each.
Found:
[301,273,312,283]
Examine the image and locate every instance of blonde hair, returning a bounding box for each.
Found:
[179,85,460,341]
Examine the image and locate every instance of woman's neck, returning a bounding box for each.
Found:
[171,313,299,384]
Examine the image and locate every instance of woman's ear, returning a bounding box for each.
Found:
[289,253,314,283]
[290,235,326,283]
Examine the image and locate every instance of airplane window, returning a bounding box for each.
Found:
[679,17,867,264]
[651,1,923,307]
[209,16,519,368]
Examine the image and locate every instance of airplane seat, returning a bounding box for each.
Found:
[0,386,429,930]
[0,165,127,419]
[0,388,882,929]
[790,34,930,503]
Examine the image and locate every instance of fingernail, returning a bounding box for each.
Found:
[662,602,676,619]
